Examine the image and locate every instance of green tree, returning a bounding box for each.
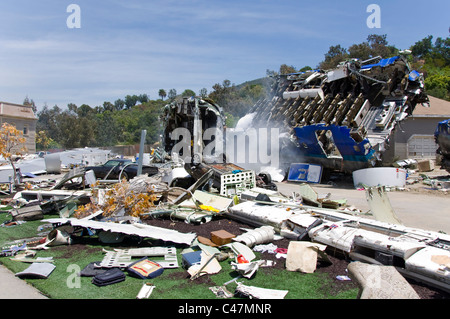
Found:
[158,89,167,100]
[0,123,27,186]
[425,73,450,100]
[23,96,37,114]
[138,94,149,103]
[36,130,57,151]
[168,89,177,100]
[102,101,115,112]
[208,80,266,118]
[36,105,62,144]
[367,34,397,58]
[411,35,434,59]
[181,89,196,97]
[319,44,348,69]
[299,66,313,72]
[114,99,125,111]
[77,104,94,118]
[348,42,372,60]
[433,37,450,63]
[410,36,450,101]
[124,95,138,109]
[199,88,208,97]
[94,111,119,147]
[279,64,297,74]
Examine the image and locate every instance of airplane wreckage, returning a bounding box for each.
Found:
[435,119,450,173]
[7,163,450,295]
[245,53,431,173]
[161,53,430,175]
[3,54,449,297]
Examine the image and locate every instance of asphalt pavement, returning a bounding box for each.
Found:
[0,264,48,299]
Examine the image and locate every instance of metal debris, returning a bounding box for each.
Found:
[435,119,450,173]
[245,54,429,173]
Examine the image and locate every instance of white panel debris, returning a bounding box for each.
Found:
[226,193,450,292]
[43,218,197,246]
[235,282,289,299]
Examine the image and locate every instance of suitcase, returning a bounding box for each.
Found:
[92,268,126,286]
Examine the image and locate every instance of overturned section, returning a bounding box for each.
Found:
[245,55,429,172]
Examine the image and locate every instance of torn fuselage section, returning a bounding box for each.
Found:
[162,97,225,165]
[247,55,429,173]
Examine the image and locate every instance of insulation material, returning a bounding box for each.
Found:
[232,226,275,247]
[286,241,329,273]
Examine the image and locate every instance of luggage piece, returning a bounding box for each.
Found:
[127,258,164,279]
[92,268,125,286]
[181,251,202,269]
[79,262,108,277]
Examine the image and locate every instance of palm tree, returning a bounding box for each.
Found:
[158,89,167,100]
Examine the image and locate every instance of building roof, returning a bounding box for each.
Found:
[0,102,38,120]
[412,96,450,117]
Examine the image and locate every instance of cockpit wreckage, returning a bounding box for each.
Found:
[245,54,430,173]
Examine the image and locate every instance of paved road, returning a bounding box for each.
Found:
[0,264,48,299]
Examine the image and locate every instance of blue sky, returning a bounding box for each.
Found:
[0,0,448,111]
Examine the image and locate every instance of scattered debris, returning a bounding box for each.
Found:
[353,167,407,189]
[285,241,329,273]
[0,75,449,299]
[43,217,197,246]
[15,258,56,279]
[365,186,402,225]
[1,152,449,298]
[234,282,289,299]
[348,261,420,299]
[435,119,450,173]
[137,283,156,299]
[92,268,126,287]
[127,258,164,279]
[245,54,429,173]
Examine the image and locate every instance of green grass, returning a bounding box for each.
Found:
[0,208,358,299]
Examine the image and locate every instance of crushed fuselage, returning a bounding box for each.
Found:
[247,55,430,173]
[162,97,225,165]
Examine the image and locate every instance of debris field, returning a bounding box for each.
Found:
[1,156,449,299]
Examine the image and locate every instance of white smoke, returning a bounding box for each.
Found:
[234,112,256,131]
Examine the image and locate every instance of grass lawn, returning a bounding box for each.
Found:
[0,207,358,299]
